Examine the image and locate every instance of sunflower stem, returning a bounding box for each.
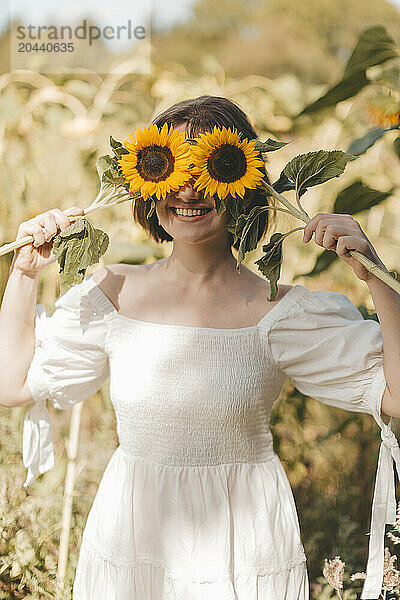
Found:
[0,191,140,257]
[261,179,309,222]
[259,179,400,296]
[295,188,310,219]
[257,205,298,216]
[281,226,305,239]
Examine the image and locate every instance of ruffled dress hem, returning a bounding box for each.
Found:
[73,535,309,600]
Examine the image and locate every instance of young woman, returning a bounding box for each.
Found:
[1,96,400,600]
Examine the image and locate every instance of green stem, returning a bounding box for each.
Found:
[257,205,297,216]
[282,226,305,238]
[0,190,140,257]
[295,188,310,219]
[261,179,309,222]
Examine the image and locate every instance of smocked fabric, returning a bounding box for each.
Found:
[23,274,395,599]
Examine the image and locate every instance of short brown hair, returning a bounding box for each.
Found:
[132,95,275,249]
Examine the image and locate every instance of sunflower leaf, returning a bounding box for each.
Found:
[272,171,296,193]
[225,197,246,244]
[225,216,243,247]
[296,26,398,116]
[236,205,270,267]
[228,196,245,222]
[357,304,379,322]
[225,197,245,238]
[346,124,399,156]
[254,139,292,152]
[254,233,286,301]
[96,155,114,180]
[52,217,109,295]
[281,150,356,199]
[109,135,129,158]
[214,196,227,217]
[333,180,394,214]
[394,137,400,160]
[85,154,133,213]
[96,154,125,186]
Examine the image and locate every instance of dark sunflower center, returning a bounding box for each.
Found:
[207,144,247,183]
[137,145,175,182]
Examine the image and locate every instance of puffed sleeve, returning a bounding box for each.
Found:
[268,286,386,419]
[23,275,110,488]
[267,285,400,600]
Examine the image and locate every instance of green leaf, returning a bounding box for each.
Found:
[254,233,286,300]
[89,154,133,213]
[109,135,129,158]
[227,196,244,222]
[389,269,400,281]
[394,137,400,160]
[298,72,370,116]
[272,171,296,194]
[96,154,125,186]
[343,25,398,78]
[52,217,109,295]
[346,124,399,156]
[214,195,227,217]
[225,197,246,244]
[293,249,338,279]
[333,180,394,214]
[253,138,292,152]
[296,26,398,116]
[236,205,269,266]
[96,155,114,180]
[282,150,356,198]
[357,304,379,322]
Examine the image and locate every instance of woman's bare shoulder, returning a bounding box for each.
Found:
[249,271,293,306]
[92,263,146,286]
[91,263,150,309]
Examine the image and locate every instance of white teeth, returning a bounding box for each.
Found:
[173,208,209,216]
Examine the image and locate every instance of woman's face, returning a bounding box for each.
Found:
[155,123,231,246]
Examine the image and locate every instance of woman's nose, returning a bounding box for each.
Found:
[176,178,201,202]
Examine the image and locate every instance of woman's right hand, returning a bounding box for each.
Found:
[10,207,85,278]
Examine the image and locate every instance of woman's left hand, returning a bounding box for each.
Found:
[302,213,388,283]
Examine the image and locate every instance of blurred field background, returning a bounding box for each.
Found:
[1,0,400,598]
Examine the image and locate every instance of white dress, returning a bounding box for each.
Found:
[22,273,400,600]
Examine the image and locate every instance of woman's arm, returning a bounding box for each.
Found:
[366,276,400,416]
[0,267,39,407]
[302,212,400,417]
[0,206,85,407]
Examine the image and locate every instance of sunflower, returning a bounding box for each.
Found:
[365,96,400,128]
[366,105,400,128]
[118,123,192,200]
[190,126,265,200]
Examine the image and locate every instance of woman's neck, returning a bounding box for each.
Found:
[162,241,239,288]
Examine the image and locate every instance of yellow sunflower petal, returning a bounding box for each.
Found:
[118,123,195,202]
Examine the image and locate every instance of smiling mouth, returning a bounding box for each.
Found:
[170,207,213,219]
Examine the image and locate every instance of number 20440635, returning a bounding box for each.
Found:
[18,42,74,52]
